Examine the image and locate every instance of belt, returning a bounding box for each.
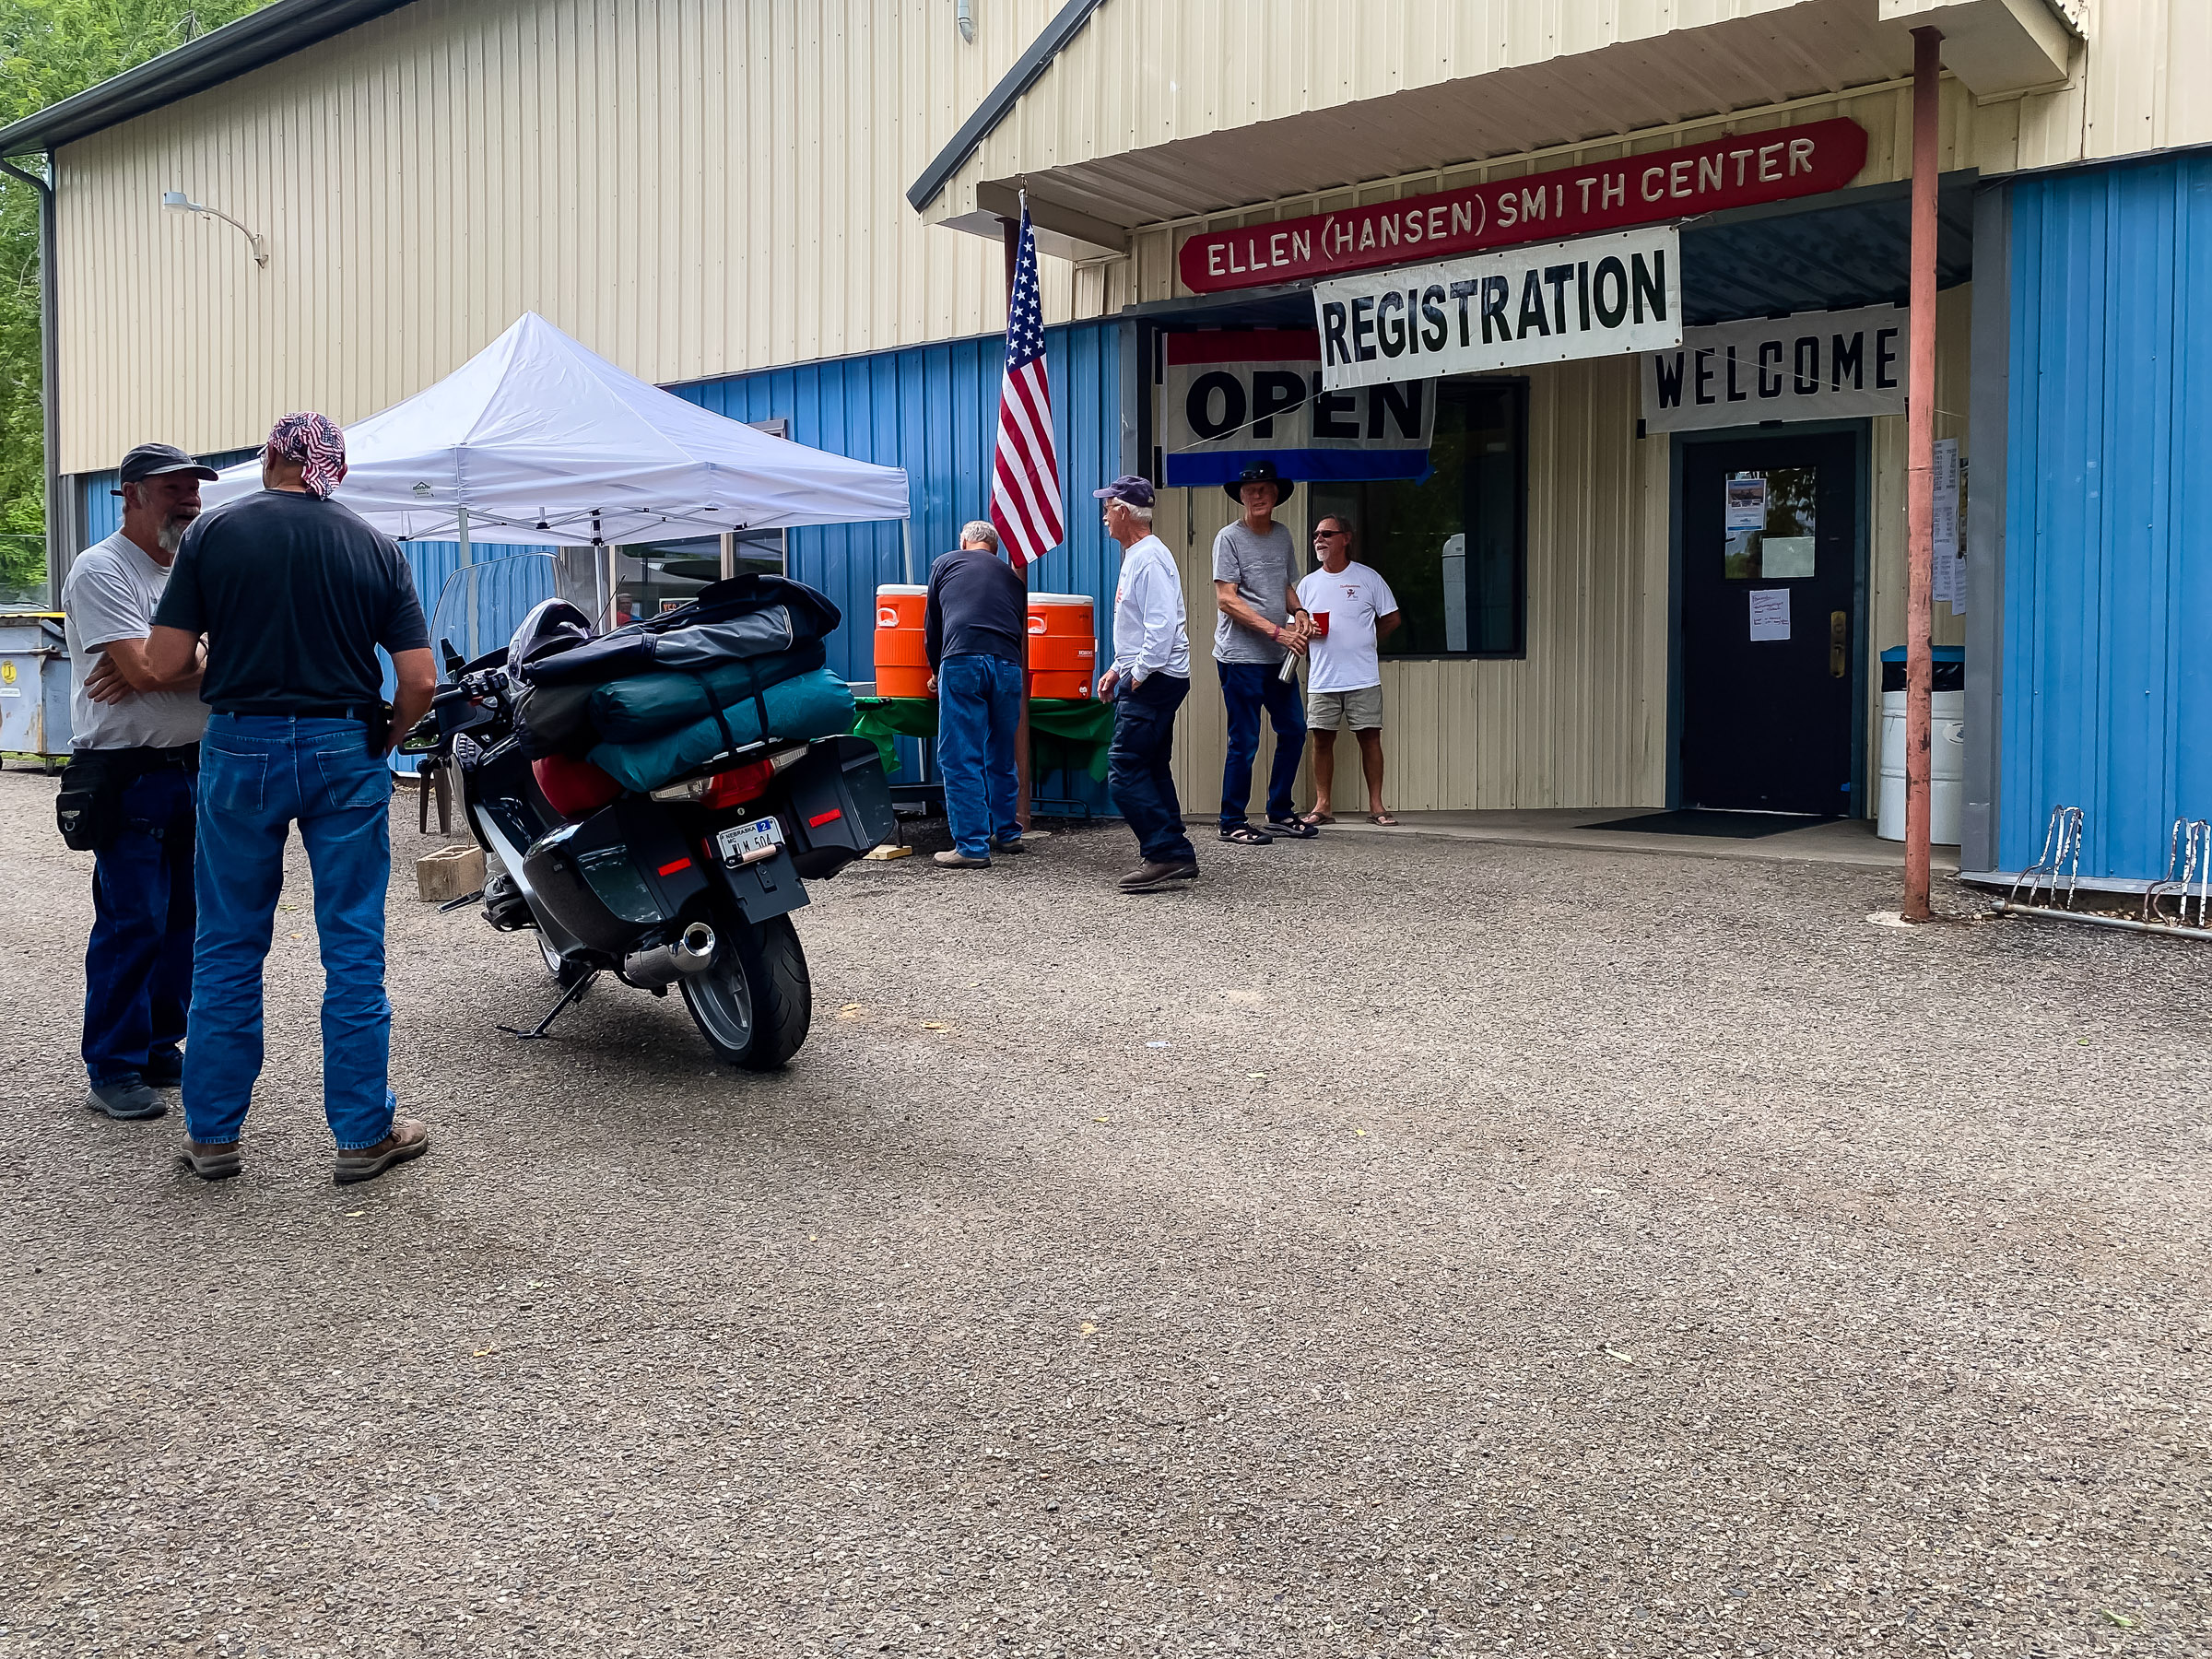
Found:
[73,742,199,769]
[213,704,376,722]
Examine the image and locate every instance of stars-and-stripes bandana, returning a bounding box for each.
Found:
[265,411,347,499]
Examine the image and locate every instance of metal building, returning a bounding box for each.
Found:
[4,0,2204,877]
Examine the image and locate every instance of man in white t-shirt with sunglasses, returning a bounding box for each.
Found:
[1295,514,1401,827]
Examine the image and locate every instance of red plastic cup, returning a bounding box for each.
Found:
[1310,610,1330,638]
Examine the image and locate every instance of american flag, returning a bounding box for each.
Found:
[988,203,1064,571]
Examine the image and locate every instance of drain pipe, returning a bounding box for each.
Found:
[1993,900,2212,943]
[0,152,62,608]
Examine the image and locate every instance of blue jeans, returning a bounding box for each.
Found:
[1218,661,1308,829]
[1108,673,1196,865]
[935,653,1025,858]
[184,715,398,1149]
[83,766,196,1088]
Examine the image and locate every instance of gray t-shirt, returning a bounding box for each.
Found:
[62,530,208,751]
[1211,518,1297,664]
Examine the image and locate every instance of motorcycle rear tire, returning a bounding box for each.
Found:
[680,913,811,1070]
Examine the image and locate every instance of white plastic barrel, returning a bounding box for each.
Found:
[1877,688,1965,843]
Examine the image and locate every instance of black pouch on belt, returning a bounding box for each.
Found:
[55,751,120,852]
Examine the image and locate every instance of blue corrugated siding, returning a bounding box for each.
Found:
[675,321,1124,800]
[2004,157,2212,879]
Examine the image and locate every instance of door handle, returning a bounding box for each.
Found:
[1830,611,1848,678]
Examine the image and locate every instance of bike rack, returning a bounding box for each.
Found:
[2145,818,2212,928]
[2008,805,2085,911]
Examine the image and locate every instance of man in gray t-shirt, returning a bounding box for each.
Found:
[60,442,215,1123]
[1210,460,1316,843]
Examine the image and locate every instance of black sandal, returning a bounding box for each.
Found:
[1218,824,1274,845]
[1265,817,1321,841]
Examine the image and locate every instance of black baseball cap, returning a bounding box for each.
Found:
[1093,474,1156,510]
[112,442,219,491]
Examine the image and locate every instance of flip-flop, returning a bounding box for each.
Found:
[1300,811,1335,827]
[1369,812,1400,826]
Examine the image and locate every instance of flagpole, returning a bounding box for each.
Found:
[1005,207,1033,831]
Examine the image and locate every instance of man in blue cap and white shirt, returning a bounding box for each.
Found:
[1093,475,1197,891]
[61,442,218,1122]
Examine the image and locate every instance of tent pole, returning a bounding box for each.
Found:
[457,506,477,658]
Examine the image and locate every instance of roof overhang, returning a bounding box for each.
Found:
[0,0,415,158]
[915,0,2082,251]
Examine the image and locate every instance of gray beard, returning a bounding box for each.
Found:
[157,518,189,553]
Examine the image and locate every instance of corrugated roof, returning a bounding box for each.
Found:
[0,0,413,157]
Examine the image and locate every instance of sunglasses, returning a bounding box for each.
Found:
[1312,529,1347,539]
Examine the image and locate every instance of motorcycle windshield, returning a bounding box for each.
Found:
[429,552,597,676]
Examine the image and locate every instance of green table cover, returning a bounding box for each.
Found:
[853,696,1116,782]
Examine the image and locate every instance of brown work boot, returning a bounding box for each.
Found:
[334,1118,431,1186]
[176,1137,241,1181]
[1119,860,1198,891]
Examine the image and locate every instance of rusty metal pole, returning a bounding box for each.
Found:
[1903,26,1942,923]
[1001,215,1034,831]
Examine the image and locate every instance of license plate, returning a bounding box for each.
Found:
[715,816,784,865]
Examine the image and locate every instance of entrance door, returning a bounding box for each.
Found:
[1679,431,1860,815]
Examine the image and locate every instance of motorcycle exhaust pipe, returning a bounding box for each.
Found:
[622,921,717,989]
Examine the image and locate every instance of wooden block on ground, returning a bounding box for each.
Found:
[864,844,914,861]
[417,842,486,902]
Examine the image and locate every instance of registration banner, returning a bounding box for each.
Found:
[1159,330,1436,488]
[1641,303,1908,432]
[1312,227,1682,391]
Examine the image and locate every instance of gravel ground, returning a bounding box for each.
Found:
[1,767,2206,1659]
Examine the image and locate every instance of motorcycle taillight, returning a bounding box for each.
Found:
[699,758,776,810]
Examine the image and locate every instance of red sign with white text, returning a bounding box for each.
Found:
[1178,118,1868,294]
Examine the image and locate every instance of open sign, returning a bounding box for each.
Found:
[1159,331,1436,489]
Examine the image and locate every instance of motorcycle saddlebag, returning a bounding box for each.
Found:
[769,735,896,879]
[520,795,711,954]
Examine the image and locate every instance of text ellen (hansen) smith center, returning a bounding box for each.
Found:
[1179,116,1869,294]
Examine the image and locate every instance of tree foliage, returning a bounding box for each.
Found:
[0,2,271,591]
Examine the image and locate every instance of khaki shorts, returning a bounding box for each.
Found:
[1307,684,1384,731]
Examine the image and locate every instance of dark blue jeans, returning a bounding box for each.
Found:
[184,715,398,1150]
[935,653,1024,858]
[83,766,197,1088]
[1108,673,1196,866]
[1218,661,1308,829]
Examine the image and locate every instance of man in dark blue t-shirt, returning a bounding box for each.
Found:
[923,521,1028,868]
[147,412,437,1187]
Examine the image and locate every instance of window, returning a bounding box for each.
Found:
[1307,378,1526,657]
[608,530,787,628]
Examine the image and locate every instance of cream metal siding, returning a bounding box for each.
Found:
[52,0,1109,474]
[927,0,2205,236]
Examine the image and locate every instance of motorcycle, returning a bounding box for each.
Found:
[403,553,894,1068]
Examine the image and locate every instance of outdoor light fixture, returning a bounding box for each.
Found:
[162,189,268,266]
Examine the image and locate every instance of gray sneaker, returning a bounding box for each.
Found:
[87,1079,167,1121]
[334,1117,431,1186]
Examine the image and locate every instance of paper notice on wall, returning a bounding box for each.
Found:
[1725,474,1768,531]
[1749,588,1791,641]
[1932,438,1965,612]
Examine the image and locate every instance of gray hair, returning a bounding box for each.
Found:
[959,520,999,551]
[1124,502,1154,525]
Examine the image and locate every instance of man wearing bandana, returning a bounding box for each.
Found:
[146,413,439,1186]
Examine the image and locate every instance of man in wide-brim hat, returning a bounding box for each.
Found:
[1209,460,1316,847]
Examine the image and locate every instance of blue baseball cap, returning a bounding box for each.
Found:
[1092,475,1155,510]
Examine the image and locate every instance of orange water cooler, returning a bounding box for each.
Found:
[873,583,932,698]
[1027,593,1096,700]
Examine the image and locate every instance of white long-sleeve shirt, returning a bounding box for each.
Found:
[1109,534,1189,684]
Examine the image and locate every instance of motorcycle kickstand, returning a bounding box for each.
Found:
[499,971,600,1041]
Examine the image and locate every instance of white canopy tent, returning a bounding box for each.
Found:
[201,312,910,545]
